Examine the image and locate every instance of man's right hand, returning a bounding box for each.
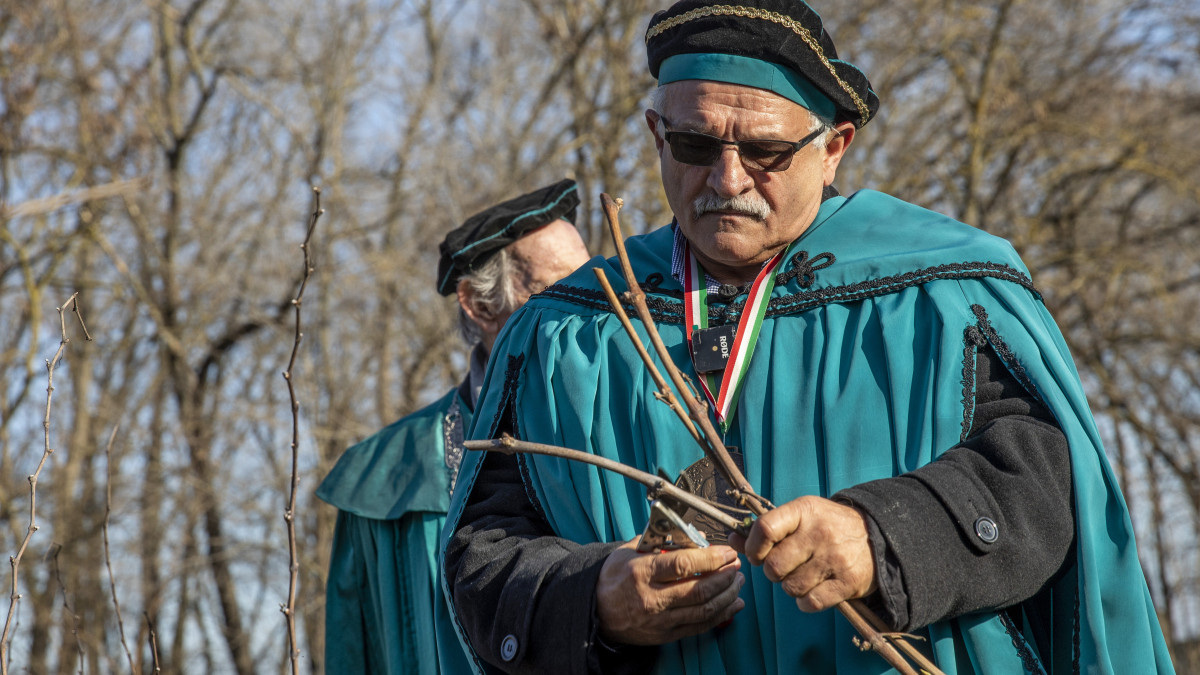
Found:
[595,539,745,646]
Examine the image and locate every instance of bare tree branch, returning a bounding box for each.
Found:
[144,612,162,674]
[0,178,148,219]
[281,187,323,674]
[1,293,88,675]
[49,545,84,675]
[101,425,135,673]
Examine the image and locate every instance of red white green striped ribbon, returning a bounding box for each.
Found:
[683,242,787,431]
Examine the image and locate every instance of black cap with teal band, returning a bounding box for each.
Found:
[646,1,880,128]
[436,179,579,296]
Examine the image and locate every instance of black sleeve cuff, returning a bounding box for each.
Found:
[587,614,658,675]
[832,345,1074,631]
[446,450,656,674]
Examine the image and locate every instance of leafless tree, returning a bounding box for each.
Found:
[0,0,1196,672]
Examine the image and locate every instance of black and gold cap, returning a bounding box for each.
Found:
[646,1,880,128]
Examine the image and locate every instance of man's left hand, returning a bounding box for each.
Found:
[728,496,876,612]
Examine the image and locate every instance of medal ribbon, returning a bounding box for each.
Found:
[683,242,787,431]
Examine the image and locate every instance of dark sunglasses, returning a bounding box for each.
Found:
[659,115,827,172]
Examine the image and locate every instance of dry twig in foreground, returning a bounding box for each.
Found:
[281,187,324,674]
[1,293,91,675]
[463,436,752,534]
[597,195,773,517]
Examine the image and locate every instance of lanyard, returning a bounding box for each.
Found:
[683,242,787,432]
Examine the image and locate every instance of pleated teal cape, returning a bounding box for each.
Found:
[319,388,474,674]
[444,190,1173,674]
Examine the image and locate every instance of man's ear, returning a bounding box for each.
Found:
[457,279,500,335]
[822,121,856,186]
[646,109,666,154]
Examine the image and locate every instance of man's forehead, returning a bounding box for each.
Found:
[660,80,811,128]
[509,219,583,260]
[508,220,588,286]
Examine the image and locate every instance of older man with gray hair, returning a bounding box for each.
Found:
[318,179,589,674]
[443,2,1173,674]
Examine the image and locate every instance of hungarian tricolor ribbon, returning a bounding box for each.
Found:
[682,241,789,432]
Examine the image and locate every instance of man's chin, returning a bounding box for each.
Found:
[691,232,774,272]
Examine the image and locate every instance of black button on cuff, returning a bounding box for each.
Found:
[500,634,518,662]
[974,516,999,543]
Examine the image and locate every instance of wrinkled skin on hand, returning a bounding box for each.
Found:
[596,539,745,646]
[729,496,877,612]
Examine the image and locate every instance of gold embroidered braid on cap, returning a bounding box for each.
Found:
[646,4,870,124]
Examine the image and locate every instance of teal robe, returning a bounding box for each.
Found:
[319,387,474,674]
[444,190,1173,674]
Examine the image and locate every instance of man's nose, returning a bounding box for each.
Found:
[706,146,754,198]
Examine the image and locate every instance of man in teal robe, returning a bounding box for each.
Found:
[317,180,590,673]
[442,2,1175,674]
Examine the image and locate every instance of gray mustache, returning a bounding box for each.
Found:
[692,193,771,220]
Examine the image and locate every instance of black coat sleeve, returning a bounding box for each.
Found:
[443,449,656,674]
[835,344,1076,631]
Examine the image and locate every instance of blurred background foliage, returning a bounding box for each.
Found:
[1,0,1197,672]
